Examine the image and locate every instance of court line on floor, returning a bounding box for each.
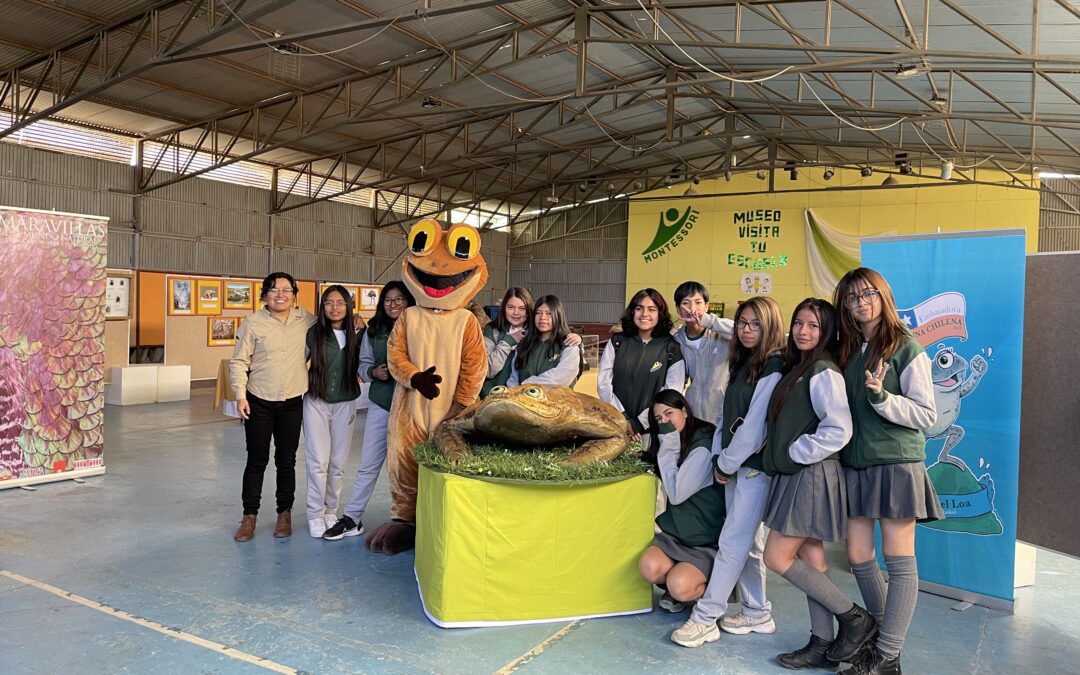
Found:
[493,619,582,674]
[0,569,297,674]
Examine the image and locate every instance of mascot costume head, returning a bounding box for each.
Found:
[365,218,489,554]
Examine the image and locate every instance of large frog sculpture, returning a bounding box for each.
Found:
[365,218,489,555]
[433,384,632,465]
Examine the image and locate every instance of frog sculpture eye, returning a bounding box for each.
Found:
[524,386,543,399]
[408,219,440,256]
[446,225,481,260]
[489,385,507,395]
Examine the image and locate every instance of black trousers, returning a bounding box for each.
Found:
[241,392,304,515]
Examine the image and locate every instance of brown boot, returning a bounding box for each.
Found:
[234,515,257,542]
[273,510,292,538]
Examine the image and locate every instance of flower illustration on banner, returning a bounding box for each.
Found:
[904,293,1003,536]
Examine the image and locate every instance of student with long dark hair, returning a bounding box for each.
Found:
[301,284,363,538]
[324,281,416,540]
[480,287,533,397]
[598,288,686,440]
[833,268,940,675]
[638,390,724,614]
[230,272,316,541]
[672,296,786,648]
[506,295,581,387]
[762,298,876,672]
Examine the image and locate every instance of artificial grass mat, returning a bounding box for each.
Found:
[415,439,650,484]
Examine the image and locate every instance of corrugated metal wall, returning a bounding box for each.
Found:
[1040,179,1080,252]
[0,143,509,298]
[509,201,628,323]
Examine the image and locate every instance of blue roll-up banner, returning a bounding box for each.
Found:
[861,230,1025,610]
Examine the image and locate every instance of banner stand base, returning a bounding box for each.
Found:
[0,466,106,491]
[919,579,1014,614]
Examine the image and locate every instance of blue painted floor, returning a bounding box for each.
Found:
[2,389,1079,674]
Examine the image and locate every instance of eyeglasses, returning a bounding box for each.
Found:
[384,297,407,306]
[845,288,880,308]
[268,288,294,296]
[736,320,762,332]
[322,301,347,308]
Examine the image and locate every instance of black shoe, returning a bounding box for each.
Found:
[840,646,900,675]
[323,515,363,541]
[827,604,878,662]
[777,634,840,670]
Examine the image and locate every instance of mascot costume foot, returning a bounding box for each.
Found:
[364,218,488,555]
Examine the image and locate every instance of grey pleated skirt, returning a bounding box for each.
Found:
[846,461,944,522]
[651,532,719,578]
[764,458,847,542]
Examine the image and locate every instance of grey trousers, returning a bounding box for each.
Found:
[302,396,356,522]
[691,466,773,624]
[341,404,390,522]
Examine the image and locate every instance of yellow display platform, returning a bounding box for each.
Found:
[415,465,657,627]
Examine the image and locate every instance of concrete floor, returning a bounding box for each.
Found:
[2,389,1079,674]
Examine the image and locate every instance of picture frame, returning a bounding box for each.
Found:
[196,279,222,315]
[359,285,381,311]
[224,280,255,310]
[105,270,134,320]
[168,277,195,316]
[320,282,360,308]
[207,317,238,347]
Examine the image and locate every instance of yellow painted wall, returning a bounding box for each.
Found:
[626,167,1039,318]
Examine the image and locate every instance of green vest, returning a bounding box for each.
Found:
[720,354,785,472]
[480,325,518,398]
[763,357,839,476]
[654,424,726,547]
[366,329,393,412]
[841,336,928,469]
[306,326,360,404]
[516,339,581,386]
[611,333,682,432]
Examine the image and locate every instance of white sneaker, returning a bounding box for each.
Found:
[658,592,685,613]
[719,612,776,635]
[308,518,327,538]
[671,619,721,648]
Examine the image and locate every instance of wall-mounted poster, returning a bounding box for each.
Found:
[168,277,194,316]
[0,206,109,489]
[196,279,222,315]
[207,317,238,347]
[360,285,381,311]
[224,280,254,310]
[320,282,360,308]
[105,270,133,320]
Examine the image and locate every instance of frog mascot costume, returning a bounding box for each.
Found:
[365,218,489,554]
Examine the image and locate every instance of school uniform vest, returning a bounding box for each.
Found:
[515,338,570,382]
[481,325,518,397]
[611,333,681,427]
[720,354,785,472]
[306,327,360,404]
[654,424,726,547]
[763,357,839,476]
[841,336,927,469]
[366,329,393,412]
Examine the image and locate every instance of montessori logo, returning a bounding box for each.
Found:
[642,206,699,262]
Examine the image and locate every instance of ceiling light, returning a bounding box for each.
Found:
[881,175,899,186]
[742,135,751,139]
[899,163,914,176]
[755,170,768,180]
[822,168,835,181]
[940,160,954,180]
[895,63,924,79]
[724,171,733,182]
[421,97,442,109]
[860,167,873,178]
[930,95,948,107]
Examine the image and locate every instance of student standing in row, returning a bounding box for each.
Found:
[672,281,734,426]
[598,288,686,439]
[671,297,786,648]
[834,268,941,675]
[507,295,582,388]
[638,390,724,612]
[230,272,316,541]
[761,298,877,670]
[480,287,533,397]
[302,285,363,538]
[324,281,415,541]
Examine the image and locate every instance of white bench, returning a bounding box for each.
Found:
[105,365,159,406]
[157,365,191,402]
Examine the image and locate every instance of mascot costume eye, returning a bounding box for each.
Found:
[364,218,489,554]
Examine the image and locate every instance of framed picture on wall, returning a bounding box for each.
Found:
[168,277,195,316]
[207,317,238,347]
[105,270,134,320]
[196,279,222,315]
[224,280,254,310]
[359,285,381,310]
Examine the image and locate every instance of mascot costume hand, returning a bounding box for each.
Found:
[364,218,488,554]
